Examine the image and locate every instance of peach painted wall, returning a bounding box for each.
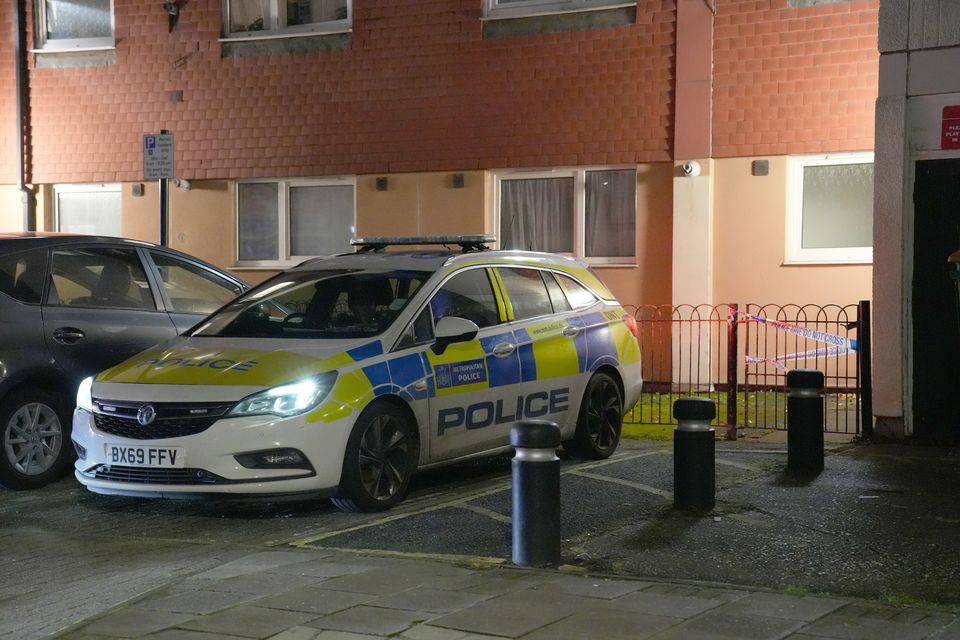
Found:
[356,171,490,237]
[712,156,871,306]
[594,162,674,307]
[0,187,24,231]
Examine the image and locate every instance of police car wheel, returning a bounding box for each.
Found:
[567,373,623,460]
[332,403,419,513]
[0,388,73,490]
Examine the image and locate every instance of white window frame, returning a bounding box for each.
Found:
[234,176,356,268]
[492,166,637,265]
[221,0,352,42]
[483,0,634,20]
[786,151,874,265]
[54,183,121,236]
[33,0,116,52]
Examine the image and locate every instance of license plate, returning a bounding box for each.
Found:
[104,444,185,468]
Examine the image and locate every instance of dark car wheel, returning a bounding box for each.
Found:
[0,388,73,490]
[332,402,419,513]
[565,372,623,460]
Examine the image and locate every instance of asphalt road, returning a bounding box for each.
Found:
[2,439,958,639]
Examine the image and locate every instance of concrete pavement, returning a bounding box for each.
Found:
[57,547,960,640]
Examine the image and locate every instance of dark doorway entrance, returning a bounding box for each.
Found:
[912,158,960,444]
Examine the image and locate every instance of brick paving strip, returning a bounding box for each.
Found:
[55,548,960,640]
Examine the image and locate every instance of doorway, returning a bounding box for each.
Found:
[912,158,960,443]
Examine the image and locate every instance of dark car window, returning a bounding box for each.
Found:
[543,271,571,313]
[0,248,46,304]
[556,273,597,310]
[192,269,429,339]
[47,248,156,310]
[150,252,243,315]
[430,269,501,329]
[396,306,435,350]
[498,267,553,321]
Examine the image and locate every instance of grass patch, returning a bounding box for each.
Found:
[622,423,674,441]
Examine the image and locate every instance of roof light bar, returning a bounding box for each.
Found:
[351,235,496,253]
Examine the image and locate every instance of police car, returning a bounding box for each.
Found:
[72,236,642,511]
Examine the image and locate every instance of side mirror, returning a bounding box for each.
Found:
[432,316,480,355]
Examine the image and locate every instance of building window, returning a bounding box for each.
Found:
[224,0,351,38]
[484,0,632,19]
[35,0,115,50]
[786,152,874,264]
[236,178,355,266]
[495,168,636,264]
[54,183,121,237]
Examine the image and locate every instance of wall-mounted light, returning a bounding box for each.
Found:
[173,178,191,191]
[375,177,388,191]
[452,173,465,189]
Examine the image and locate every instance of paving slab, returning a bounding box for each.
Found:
[135,589,263,615]
[428,591,582,637]
[144,630,249,640]
[79,609,195,638]
[207,572,325,595]
[256,587,375,615]
[611,587,737,618]
[652,610,803,640]
[534,574,649,599]
[177,606,318,638]
[400,624,471,640]
[522,607,680,640]
[800,606,944,640]
[371,586,492,613]
[305,605,429,636]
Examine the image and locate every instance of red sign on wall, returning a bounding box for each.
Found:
[943,106,960,149]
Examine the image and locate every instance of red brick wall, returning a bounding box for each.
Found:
[712,0,879,157]
[19,0,675,183]
[0,9,18,185]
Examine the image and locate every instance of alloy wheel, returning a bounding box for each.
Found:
[585,379,621,449]
[4,402,63,476]
[357,414,411,501]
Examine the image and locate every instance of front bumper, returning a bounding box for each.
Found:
[72,407,353,498]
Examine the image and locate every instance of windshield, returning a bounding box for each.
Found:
[191,269,431,339]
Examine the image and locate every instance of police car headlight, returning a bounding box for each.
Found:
[228,372,337,418]
[76,376,94,413]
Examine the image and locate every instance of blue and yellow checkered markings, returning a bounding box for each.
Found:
[358,352,433,403]
[480,331,521,388]
[347,340,384,362]
[514,328,539,383]
[569,312,620,374]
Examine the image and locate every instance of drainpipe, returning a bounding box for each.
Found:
[13,0,36,231]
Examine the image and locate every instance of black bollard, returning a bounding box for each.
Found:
[787,369,824,474]
[673,397,716,511]
[511,420,561,568]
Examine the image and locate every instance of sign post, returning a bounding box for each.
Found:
[143,131,174,246]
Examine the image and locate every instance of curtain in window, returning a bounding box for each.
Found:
[290,185,353,256]
[230,0,268,32]
[585,169,636,258]
[287,0,346,25]
[500,178,574,253]
[238,183,279,261]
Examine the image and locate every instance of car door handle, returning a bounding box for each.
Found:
[414,380,428,391]
[562,326,581,338]
[52,327,86,344]
[492,342,516,358]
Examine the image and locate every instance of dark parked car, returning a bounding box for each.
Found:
[0,233,247,490]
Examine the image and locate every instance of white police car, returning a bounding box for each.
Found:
[72,236,642,512]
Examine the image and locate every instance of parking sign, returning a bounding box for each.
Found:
[143,132,174,179]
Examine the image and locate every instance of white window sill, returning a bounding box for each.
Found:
[220,27,351,43]
[587,261,638,268]
[783,259,873,266]
[31,45,116,53]
[482,2,635,21]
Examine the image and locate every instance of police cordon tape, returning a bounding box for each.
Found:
[739,313,857,370]
[745,345,851,371]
